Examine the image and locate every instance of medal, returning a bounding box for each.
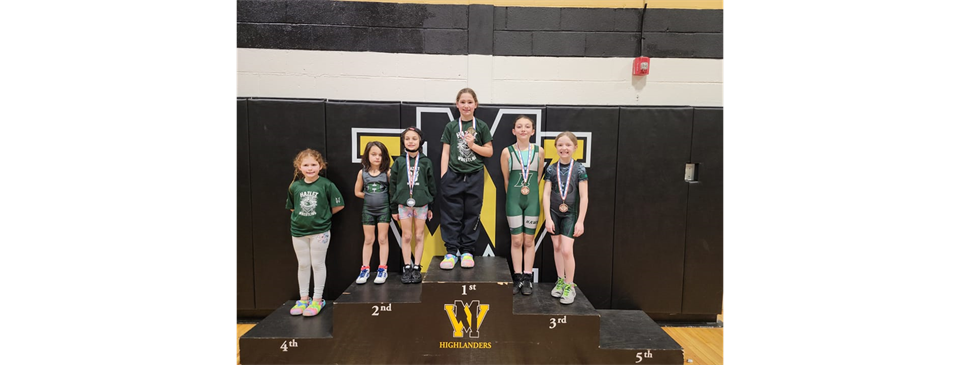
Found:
[556,161,574,214]
[406,152,420,208]
[520,186,530,195]
[459,117,476,139]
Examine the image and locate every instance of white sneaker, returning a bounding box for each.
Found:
[560,283,577,305]
[373,266,388,284]
[356,267,370,284]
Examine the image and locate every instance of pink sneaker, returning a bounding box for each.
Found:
[289,300,310,316]
[303,299,325,317]
[461,253,475,268]
[440,254,458,270]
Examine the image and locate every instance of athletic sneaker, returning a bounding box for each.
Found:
[440,254,458,270]
[303,299,325,316]
[551,277,565,298]
[289,299,311,316]
[373,265,388,284]
[356,266,370,284]
[461,253,475,268]
[512,273,523,295]
[560,283,576,305]
[411,265,423,283]
[521,273,533,296]
[401,264,414,284]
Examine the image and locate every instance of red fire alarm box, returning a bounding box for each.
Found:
[633,57,650,76]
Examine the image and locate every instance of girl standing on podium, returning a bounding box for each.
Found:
[286,149,344,316]
[353,141,392,285]
[543,132,589,305]
[390,127,436,284]
[500,115,544,295]
[439,88,493,269]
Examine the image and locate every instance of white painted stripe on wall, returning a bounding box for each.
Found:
[238,49,722,106]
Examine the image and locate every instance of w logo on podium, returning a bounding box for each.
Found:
[443,300,490,338]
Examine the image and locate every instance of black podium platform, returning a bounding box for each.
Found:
[240,256,683,364]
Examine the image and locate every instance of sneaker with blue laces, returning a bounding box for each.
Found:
[356,266,370,284]
[374,265,388,284]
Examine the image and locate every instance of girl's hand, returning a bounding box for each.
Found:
[427,210,433,221]
[392,214,399,222]
[464,133,475,147]
[573,222,584,237]
[545,219,555,234]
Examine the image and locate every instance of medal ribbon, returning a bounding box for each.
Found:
[512,144,534,186]
[557,162,574,205]
[406,152,420,199]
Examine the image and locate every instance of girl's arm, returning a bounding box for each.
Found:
[332,205,344,214]
[576,180,588,222]
[389,158,400,215]
[440,144,450,177]
[426,161,436,221]
[354,170,365,199]
[573,180,589,237]
[500,148,510,193]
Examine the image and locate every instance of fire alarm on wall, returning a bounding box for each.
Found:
[633,56,650,76]
[634,2,650,76]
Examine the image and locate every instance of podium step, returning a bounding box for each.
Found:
[513,283,596,316]
[239,300,336,364]
[596,309,684,364]
[336,273,421,304]
[422,255,513,283]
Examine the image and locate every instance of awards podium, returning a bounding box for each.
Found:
[240,256,683,364]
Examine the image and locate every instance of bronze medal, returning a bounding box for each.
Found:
[558,203,569,213]
[520,186,530,195]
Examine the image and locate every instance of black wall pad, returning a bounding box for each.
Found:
[238,99,256,310]
[613,107,693,313]
[239,0,468,29]
[642,9,723,33]
[541,106,620,310]
[681,108,723,314]
[324,101,402,299]
[642,32,723,59]
[248,98,327,310]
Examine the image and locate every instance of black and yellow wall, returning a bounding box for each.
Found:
[238,0,723,321]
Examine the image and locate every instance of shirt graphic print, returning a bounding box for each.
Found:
[299,191,318,216]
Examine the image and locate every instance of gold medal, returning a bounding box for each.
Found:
[558,203,569,213]
[466,127,475,135]
[520,186,530,195]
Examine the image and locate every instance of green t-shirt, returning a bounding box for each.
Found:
[388,153,437,214]
[285,177,345,237]
[440,118,493,173]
